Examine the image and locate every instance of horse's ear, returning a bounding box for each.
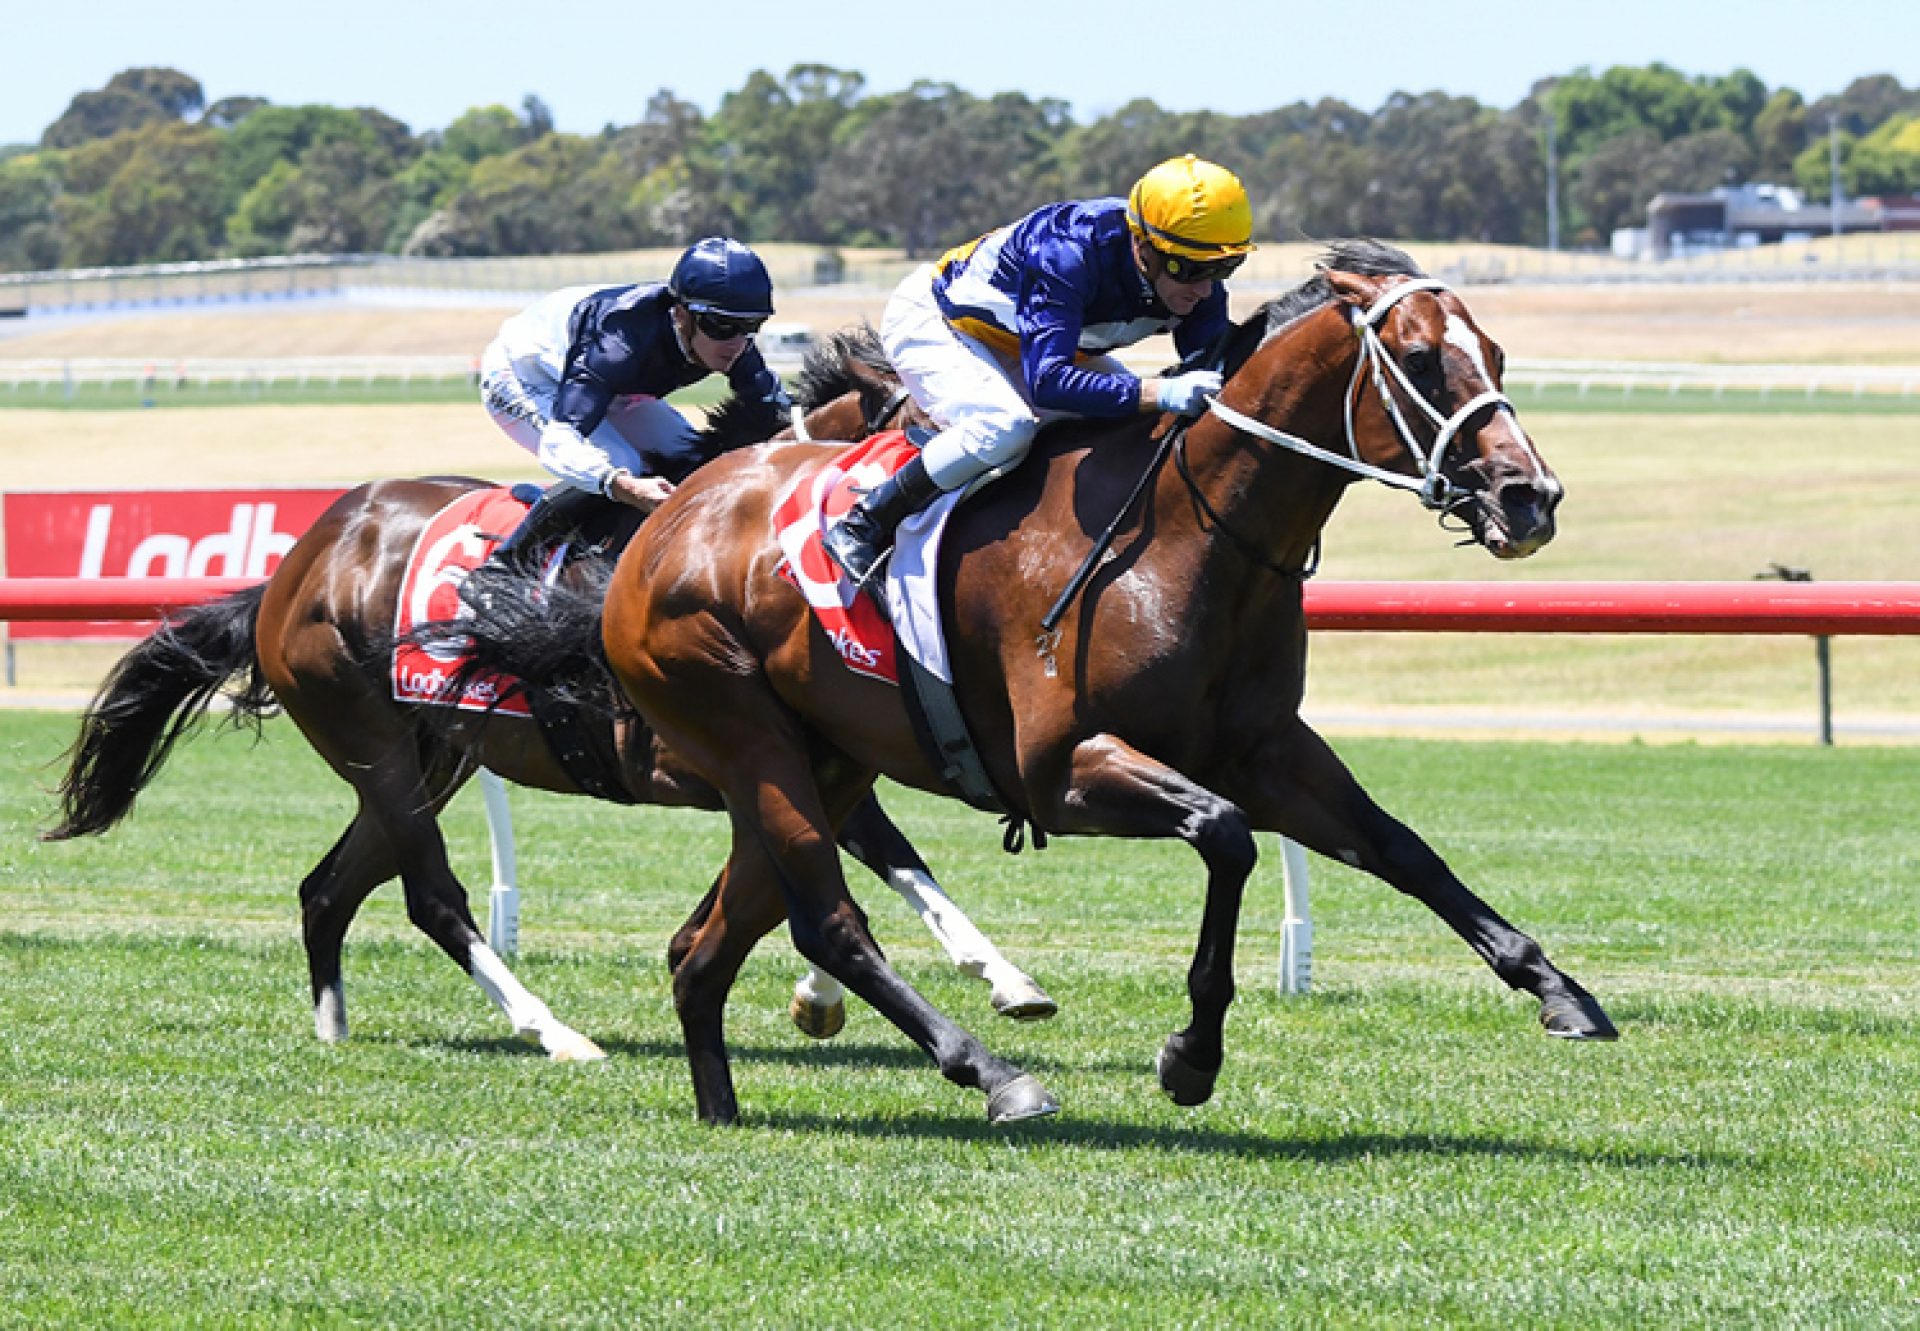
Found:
[1323,268,1388,309]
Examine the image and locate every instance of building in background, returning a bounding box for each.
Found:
[1622,184,1896,259]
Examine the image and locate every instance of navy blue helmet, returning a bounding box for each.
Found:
[668,237,775,318]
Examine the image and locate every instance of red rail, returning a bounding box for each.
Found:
[0,577,259,621]
[2,577,1920,634]
[1303,581,1920,635]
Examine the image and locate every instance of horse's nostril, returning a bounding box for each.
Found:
[1497,481,1556,534]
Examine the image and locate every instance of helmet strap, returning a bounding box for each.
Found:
[668,303,698,365]
[1128,232,1160,286]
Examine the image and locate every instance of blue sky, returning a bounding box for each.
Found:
[7,0,1918,146]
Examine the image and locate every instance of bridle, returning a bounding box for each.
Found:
[1202,276,1512,515]
[788,387,913,442]
[1043,277,1513,636]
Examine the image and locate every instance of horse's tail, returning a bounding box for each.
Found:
[408,556,622,721]
[43,585,277,841]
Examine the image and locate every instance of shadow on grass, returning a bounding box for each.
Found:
[428,1035,984,1073]
[424,1033,1737,1169]
[580,1036,976,1073]
[742,1108,1737,1170]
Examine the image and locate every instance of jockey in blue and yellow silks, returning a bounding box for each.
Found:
[823,155,1256,585]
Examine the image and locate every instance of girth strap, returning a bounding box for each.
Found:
[528,688,638,805]
[882,590,1046,853]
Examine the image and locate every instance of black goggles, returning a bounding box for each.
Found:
[1158,249,1246,284]
[691,309,767,340]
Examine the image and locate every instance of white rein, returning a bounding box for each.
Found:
[1203,276,1511,513]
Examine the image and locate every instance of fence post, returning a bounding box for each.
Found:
[1757,563,1832,746]
[1278,837,1313,995]
[480,769,520,956]
[1815,635,1833,747]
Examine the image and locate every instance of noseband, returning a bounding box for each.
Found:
[1203,276,1512,513]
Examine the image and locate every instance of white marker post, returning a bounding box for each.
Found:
[480,769,520,957]
[1278,837,1313,995]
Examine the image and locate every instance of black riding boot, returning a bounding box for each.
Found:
[493,485,607,568]
[822,456,942,585]
[463,485,607,614]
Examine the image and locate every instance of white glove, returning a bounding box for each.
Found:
[1155,369,1223,416]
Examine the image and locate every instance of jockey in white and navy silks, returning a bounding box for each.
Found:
[477,236,790,569]
[822,155,1257,586]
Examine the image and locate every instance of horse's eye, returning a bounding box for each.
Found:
[1405,347,1435,378]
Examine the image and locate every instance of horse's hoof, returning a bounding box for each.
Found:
[1155,1040,1219,1107]
[986,1073,1060,1124]
[990,978,1059,1022]
[791,993,847,1041]
[549,1034,608,1063]
[1540,988,1619,1041]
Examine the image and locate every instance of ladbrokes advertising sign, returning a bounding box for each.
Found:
[2,488,347,639]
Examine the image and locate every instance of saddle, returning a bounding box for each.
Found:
[397,485,639,804]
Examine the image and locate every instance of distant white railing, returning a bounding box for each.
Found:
[0,344,811,398]
[0,355,477,388]
[0,248,882,316]
[1504,358,1920,399]
[4,355,1918,401]
[6,235,1920,320]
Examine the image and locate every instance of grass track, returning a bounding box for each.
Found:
[5,710,1919,1326]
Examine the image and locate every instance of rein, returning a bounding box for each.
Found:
[1038,417,1184,636]
[1172,427,1318,579]
[1204,276,1511,516]
[1034,275,1503,649]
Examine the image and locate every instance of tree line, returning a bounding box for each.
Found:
[3,63,1918,274]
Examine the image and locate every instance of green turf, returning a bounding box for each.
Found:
[4,709,1918,1327]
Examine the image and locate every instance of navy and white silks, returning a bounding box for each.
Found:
[480,282,787,495]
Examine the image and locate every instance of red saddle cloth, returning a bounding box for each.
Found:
[391,486,535,716]
[771,431,920,685]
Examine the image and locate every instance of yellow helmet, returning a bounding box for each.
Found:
[1126,155,1255,262]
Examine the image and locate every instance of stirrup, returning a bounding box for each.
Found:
[823,520,890,587]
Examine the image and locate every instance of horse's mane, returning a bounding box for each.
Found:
[1215,238,1425,379]
[791,324,894,412]
[696,386,787,461]
[698,324,903,458]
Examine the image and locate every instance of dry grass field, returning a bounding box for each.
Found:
[7,273,1920,366]
[0,403,530,489]
[3,280,1917,734]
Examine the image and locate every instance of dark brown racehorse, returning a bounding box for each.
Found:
[590,240,1616,1124]
[41,339,1040,1061]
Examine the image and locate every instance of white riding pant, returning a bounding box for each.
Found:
[880,265,1125,492]
[478,340,697,496]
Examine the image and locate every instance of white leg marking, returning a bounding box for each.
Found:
[795,967,847,1009]
[888,867,1056,1019]
[314,982,348,1043]
[468,942,605,1062]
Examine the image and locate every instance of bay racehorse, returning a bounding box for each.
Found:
[42,341,1045,1061]
[589,240,1616,1124]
